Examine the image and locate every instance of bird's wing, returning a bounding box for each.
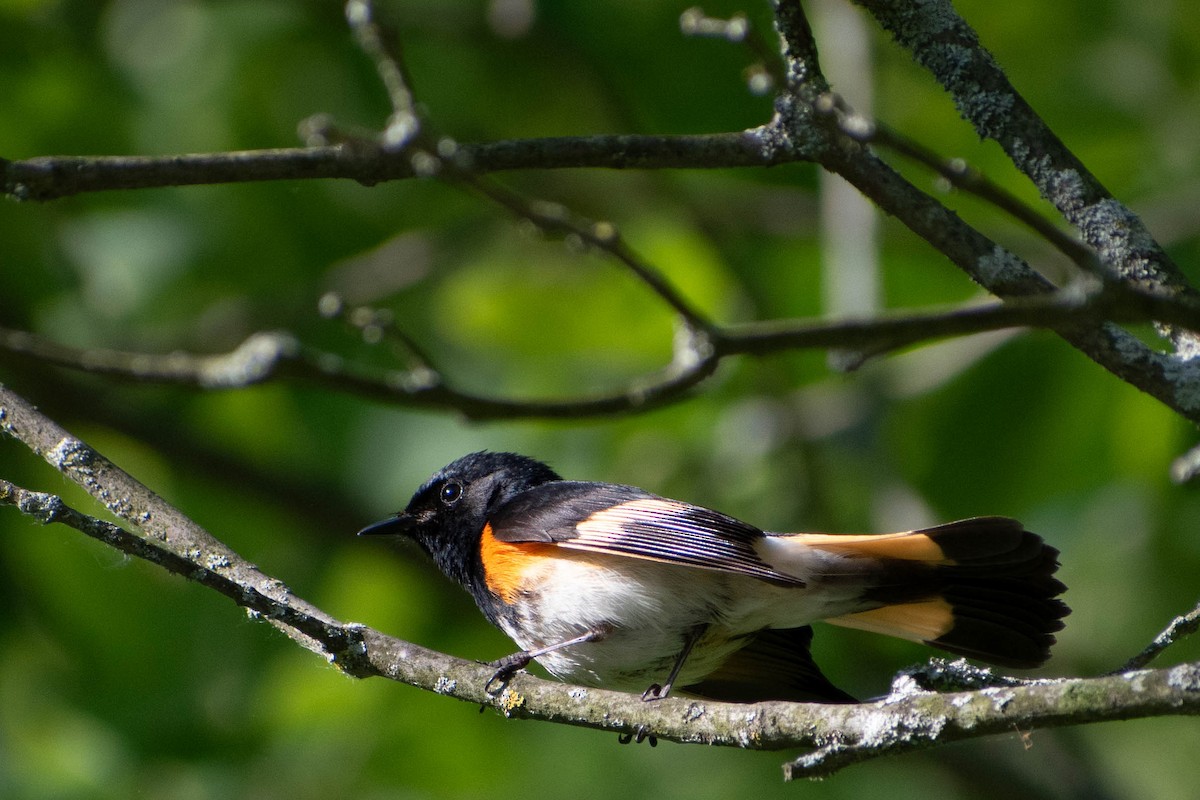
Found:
[488,481,804,586]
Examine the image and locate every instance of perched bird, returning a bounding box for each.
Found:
[360,451,1068,703]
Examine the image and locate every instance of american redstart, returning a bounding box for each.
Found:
[359,451,1068,703]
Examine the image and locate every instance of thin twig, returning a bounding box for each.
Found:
[0,478,365,664]
[345,0,421,148]
[770,0,826,92]
[897,657,1055,693]
[338,0,718,343]
[813,93,1101,275]
[456,174,717,335]
[1113,601,1200,674]
[318,292,442,379]
[1,132,779,201]
[0,325,717,419]
[5,286,1200,420]
[680,7,787,93]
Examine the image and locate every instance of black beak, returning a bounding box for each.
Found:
[357,513,417,537]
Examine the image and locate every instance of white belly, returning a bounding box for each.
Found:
[492,550,864,691]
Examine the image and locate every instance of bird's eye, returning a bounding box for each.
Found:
[439,481,463,506]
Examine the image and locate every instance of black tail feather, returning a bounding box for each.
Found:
[832,518,1069,669]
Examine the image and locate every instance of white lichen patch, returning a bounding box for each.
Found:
[957,87,1015,140]
[895,0,961,46]
[852,706,946,748]
[1167,663,1200,692]
[205,553,231,570]
[1044,166,1086,210]
[1124,670,1152,693]
[886,674,931,700]
[199,332,296,388]
[1172,332,1200,363]
[734,724,761,748]
[925,43,974,83]
[49,437,94,473]
[981,688,1016,711]
[434,675,458,695]
[1077,198,1157,259]
[975,244,1026,286]
[15,489,63,524]
[257,578,290,600]
[1159,349,1200,413]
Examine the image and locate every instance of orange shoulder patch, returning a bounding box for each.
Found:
[479,523,557,604]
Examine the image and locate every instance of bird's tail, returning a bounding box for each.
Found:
[792,516,1069,668]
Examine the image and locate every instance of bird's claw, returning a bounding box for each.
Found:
[641,682,668,702]
[484,652,532,695]
[617,725,658,746]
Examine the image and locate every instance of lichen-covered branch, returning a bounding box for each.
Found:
[5,3,1199,431]
[767,0,1200,427]
[813,93,1099,274]
[782,664,1200,778]
[3,2,1199,788]
[2,381,1199,782]
[1114,601,1200,674]
[850,0,1200,346]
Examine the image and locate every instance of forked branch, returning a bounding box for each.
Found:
[2,382,1198,781]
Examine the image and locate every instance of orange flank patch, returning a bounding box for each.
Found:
[479,523,557,603]
[827,598,955,643]
[792,532,951,564]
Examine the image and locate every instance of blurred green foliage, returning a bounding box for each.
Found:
[3,0,1200,798]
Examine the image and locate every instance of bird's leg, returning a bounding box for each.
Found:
[618,624,710,746]
[485,623,614,694]
[641,623,708,702]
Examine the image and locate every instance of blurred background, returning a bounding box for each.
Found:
[2,0,1199,797]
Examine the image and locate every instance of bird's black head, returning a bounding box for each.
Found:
[358,451,561,588]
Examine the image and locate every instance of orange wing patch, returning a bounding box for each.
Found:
[480,523,557,603]
[791,531,951,564]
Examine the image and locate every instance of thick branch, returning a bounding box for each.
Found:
[0,382,357,661]
[3,4,1199,785]
[783,664,1200,779]
[3,383,1199,782]
[851,0,1200,350]
[766,0,1200,426]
